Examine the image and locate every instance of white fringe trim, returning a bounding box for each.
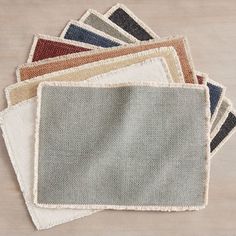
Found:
[104,3,160,39]
[59,20,126,45]
[33,81,211,211]
[0,99,98,230]
[195,71,226,124]
[16,35,196,83]
[79,9,138,43]
[16,36,187,66]
[84,57,174,83]
[7,47,183,106]
[211,109,236,157]
[207,78,226,124]
[210,97,232,139]
[26,34,100,64]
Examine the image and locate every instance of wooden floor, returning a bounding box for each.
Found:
[0,0,236,235]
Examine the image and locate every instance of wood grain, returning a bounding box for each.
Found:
[0,0,235,235]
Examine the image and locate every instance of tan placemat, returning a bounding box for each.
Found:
[17,36,196,83]
[7,47,184,106]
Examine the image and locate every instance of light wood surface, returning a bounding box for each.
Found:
[0,0,236,235]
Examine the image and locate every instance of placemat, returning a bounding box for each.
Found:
[85,57,172,84]
[34,82,210,210]
[8,47,184,105]
[104,3,159,40]
[27,34,99,63]
[17,36,195,83]
[103,4,236,156]
[0,99,97,230]
[207,80,225,122]
[0,58,173,229]
[79,9,137,43]
[196,72,225,121]
[211,98,232,139]
[60,20,124,47]
[211,111,236,155]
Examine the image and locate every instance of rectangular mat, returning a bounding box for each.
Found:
[27,34,99,63]
[108,7,235,156]
[211,98,232,139]
[34,82,210,210]
[84,57,172,84]
[17,36,195,83]
[79,9,137,43]
[104,3,159,40]
[0,99,98,230]
[8,47,184,106]
[106,5,230,136]
[0,58,173,229]
[211,111,236,155]
[207,79,225,122]
[196,72,226,121]
[60,20,124,47]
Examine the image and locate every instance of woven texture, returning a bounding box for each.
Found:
[31,38,91,62]
[63,23,121,47]
[211,99,231,137]
[0,100,97,230]
[197,74,225,119]
[9,47,183,105]
[35,83,209,209]
[80,10,135,43]
[18,37,194,83]
[207,82,224,116]
[106,6,154,40]
[85,58,172,83]
[0,58,173,229]
[211,112,236,153]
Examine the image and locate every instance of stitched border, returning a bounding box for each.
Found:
[59,20,126,45]
[16,35,195,84]
[105,4,198,83]
[210,98,232,139]
[0,99,99,230]
[195,71,226,123]
[207,78,226,124]
[211,110,236,157]
[79,9,138,43]
[104,3,160,39]
[26,34,100,64]
[33,81,211,211]
[80,57,173,84]
[8,47,184,106]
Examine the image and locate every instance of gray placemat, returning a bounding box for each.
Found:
[34,82,210,211]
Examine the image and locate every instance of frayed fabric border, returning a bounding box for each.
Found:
[79,9,138,43]
[33,81,211,211]
[104,3,159,39]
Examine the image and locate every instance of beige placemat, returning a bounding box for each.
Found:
[7,47,184,106]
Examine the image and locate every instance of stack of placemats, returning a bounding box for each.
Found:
[0,3,236,230]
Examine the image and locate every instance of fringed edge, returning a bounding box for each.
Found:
[27,35,39,63]
[104,3,160,39]
[26,34,100,64]
[211,110,236,157]
[0,99,99,230]
[79,9,138,43]
[33,81,210,211]
[17,36,196,84]
[210,97,232,139]
[59,20,126,45]
[8,47,182,105]
[16,35,188,69]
